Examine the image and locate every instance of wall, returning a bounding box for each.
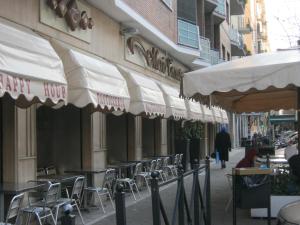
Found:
[122,0,177,43]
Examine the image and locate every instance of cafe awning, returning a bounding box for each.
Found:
[185,100,204,121]
[212,107,223,124]
[117,66,166,117]
[221,109,229,124]
[201,105,215,123]
[51,41,130,111]
[157,83,187,119]
[0,19,67,106]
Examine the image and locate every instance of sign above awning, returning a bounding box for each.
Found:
[51,41,130,111]
[0,19,67,106]
[117,67,166,117]
[157,83,187,119]
[185,100,204,121]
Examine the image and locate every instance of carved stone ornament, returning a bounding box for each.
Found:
[46,0,94,31]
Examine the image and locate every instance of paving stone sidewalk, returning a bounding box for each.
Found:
[82,148,277,225]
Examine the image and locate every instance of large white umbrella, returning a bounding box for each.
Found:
[183,48,300,113]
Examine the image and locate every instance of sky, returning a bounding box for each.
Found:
[265,0,300,51]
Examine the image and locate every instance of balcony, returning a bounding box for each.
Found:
[229,27,245,56]
[199,36,211,63]
[258,32,268,41]
[230,0,245,15]
[178,19,199,49]
[213,0,226,24]
[237,16,253,34]
[210,49,224,65]
[205,0,218,13]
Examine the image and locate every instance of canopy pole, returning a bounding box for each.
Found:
[296,87,300,154]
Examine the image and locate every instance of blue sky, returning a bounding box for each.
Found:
[265,0,300,51]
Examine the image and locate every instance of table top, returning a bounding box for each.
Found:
[64,169,106,174]
[0,181,45,194]
[37,174,80,183]
[233,168,273,175]
[107,162,136,168]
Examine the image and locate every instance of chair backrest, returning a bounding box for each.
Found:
[44,182,61,207]
[102,169,116,189]
[71,176,85,200]
[163,157,169,167]
[156,158,163,170]
[173,154,179,166]
[5,193,24,223]
[178,154,184,165]
[37,167,47,177]
[45,165,57,175]
[150,160,157,172]
[134,163,143,176]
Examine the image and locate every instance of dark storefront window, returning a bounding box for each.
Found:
[37,105,82,174]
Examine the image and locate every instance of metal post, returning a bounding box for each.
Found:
[266,154,270,168]
[151,172,161,225]
[232,169,236,225]
[205,157,211,225]
[115,184,126,225]
[193,160,200,225]
[178,165,185,225]
[297,88,300,154]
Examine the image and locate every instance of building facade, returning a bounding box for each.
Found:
[0,0,244,192]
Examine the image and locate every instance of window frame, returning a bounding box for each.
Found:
[161,0,173,11]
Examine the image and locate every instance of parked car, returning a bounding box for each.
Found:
[277,200,300,225]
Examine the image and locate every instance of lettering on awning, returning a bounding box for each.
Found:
[97,92,126,110]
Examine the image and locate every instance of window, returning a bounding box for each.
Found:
[178,19,199,49]
[177,0,197,23]
[222,45,226,60]
[161,0,172,10]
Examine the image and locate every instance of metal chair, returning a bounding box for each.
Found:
[0,193,24,225]
[155,158,166,182]
[116,167,141,201]
[166,154,179,177]
[225,173,233,212]
[54,176,85,224]
[84,169,115,213]
[134,163,151,193]
[23,182,60,225]
[162,157,174,179]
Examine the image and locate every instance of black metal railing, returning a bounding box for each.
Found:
[114,157,211,225]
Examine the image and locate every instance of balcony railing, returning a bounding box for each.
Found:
[210,49,223,65]
[214,0,226,16]
[237,16,252,34]
[199,36,211,63]
[178,19,199,49]
[229,27,244,49]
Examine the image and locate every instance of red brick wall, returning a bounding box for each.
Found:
[122,0,177,43]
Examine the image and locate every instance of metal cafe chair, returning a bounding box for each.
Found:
[166,154,179,177]
[155,158,166,182]
[133,163,151,193]
[55,176,85,224]
[0,193,24,225]
[162,157,174,179]
[22,182,60,225]
[116,166,141,201]
[84,169,115,213]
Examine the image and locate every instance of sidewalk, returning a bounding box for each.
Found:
[79,148,277,225]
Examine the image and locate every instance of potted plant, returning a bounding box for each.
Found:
[174,120,190,171]
[186,121,204,165]
[251,168,300,218]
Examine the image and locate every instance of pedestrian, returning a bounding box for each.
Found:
[215,126,231,168]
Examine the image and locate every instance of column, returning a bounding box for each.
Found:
[160,119,168,156]
[134,116,142,160]
[200,123,208,159]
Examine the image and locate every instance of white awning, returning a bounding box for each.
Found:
[51,41,130,111]
[117,67,166,116]
[185,100,204,121]
[201,105,215,123]
[157,83,187,119]
[221,109,229,124]
[212,107,223,124]
[0,19,67,105]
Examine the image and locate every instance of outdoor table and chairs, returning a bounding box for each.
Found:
[0,181,46,222]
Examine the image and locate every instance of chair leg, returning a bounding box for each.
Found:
[225,196,232,212]
[107,191,115,209]
[144,177,151,194]
[50,211,57,225]
[54,205,60,224]
[133,182,141,199]
[96,191,106,213]
[35,212,43,225]
[128,182,137,201]
[74,201,85,225]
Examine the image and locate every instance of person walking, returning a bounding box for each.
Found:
[215,127,232,168]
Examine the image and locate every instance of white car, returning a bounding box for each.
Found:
[277,201,300,225]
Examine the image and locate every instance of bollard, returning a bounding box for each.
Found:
[205,156,211,225]
[151,171,161,225]
[177,165,185,225]
[115,184,126,225]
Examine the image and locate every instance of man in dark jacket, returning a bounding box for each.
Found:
[215,127,232,168]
